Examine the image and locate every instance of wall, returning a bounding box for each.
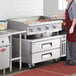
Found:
[0,0,43,20]
[0,0,9,19]
[43,0,65,16]
[0,0,65,20]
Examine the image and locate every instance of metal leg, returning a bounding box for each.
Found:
[3,69,5,74]
[9,32,26,72]
[10,63,12,72]
[19,34,22,70]
[9,36,12,72]
[57,32,59,35]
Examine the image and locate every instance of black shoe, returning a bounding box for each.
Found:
[65,60,70,64]
[65,60,76,65]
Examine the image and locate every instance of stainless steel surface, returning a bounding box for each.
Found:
[0,29,26,73]
[9,30,26,72]
[7,16,63,35]
[7,16,65,68]
[0,37,10,74]
[12,34,66,68]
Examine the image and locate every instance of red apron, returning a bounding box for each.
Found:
[65,2,76,42]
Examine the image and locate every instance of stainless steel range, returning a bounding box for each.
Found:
[8,16,62,35]
[7,16,66,68]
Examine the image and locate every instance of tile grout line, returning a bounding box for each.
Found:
[36,69,69,76]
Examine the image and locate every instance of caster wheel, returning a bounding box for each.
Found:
[32,64,35,67]
[53,59,59,63]
[55,59,59,63]
[28,64,35,69]
[28,64,32,69]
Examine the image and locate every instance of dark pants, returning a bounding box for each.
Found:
[66,41,76,63]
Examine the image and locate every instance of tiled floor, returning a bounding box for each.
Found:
[13,69,65,76]
[12,61,76,76]
[8,60,76,76]
[0,59,56,76]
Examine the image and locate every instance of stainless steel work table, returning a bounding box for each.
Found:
[0,29,26,74]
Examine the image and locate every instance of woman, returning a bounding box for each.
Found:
[65,0,76,65]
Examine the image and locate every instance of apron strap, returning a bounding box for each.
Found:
[68,0,73,9]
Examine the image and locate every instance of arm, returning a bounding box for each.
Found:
[69,18,76,34]
[72,18,76,28]
[69,2,76,34]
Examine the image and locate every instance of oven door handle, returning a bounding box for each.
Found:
[41,42,52,49]
[41,53,52,59]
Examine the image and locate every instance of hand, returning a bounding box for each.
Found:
[69,26,74,34]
